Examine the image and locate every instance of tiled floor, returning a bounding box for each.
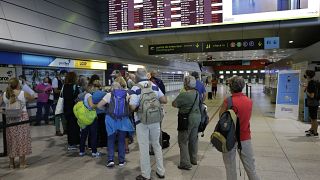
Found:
[1,84,320,180]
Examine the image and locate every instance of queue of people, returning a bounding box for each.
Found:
[1,68,263,180]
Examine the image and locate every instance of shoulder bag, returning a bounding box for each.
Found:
[177,92,198,131]
[55,85,64,115]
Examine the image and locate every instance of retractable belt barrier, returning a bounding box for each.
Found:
[0,106,36,157]
[246,84,252,99]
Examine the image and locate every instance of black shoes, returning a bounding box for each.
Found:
[136,175,150,180]
[178,165,192,170]
[306,132,319,137]
[156,172,165,179]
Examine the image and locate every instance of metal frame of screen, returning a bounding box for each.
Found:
[108,0,320,34]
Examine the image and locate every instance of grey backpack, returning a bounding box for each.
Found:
[137,82,162,125]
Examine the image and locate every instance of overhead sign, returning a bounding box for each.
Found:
[0,67,16,84]
[275,70,300,120]
[149,37,278,55]
[48,58,107,70]
[48,58,74,68]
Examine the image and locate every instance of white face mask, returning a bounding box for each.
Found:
[19,80,23,85]
[44,83,49,86]
[61,76,65,80]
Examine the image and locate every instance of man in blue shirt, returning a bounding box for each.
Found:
[191,71,206,102]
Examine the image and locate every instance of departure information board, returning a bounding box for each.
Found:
[108,0,319,34]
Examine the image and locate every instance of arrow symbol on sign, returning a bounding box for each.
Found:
[196,43,199,48]
[258,41,263,47]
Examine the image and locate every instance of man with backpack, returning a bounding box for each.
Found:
[218,76,259,180]
[129,68,167,180]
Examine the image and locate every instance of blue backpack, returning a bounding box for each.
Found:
[108,89,129,119]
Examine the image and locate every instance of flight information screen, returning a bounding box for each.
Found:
[108,0,320,34]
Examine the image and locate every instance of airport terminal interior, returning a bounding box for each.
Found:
[0,0,320,180]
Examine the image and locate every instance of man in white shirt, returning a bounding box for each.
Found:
[129,68,167,180]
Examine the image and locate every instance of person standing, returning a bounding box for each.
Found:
[150,70,166,95]
[52,70,67,136]
[3,78,34,168]
[304,70,319,137]
[97,82,134,168]
[63,72,80,151]
[172,76,201,170]
[34,77,52,126]
[129,68,167,180]
[191,72,206,101]
[211,77,218,98]
[112,70,127,88]
[219,76,259,180]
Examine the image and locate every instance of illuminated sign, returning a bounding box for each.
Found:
[149,38,274,55]
[109,0,319,34]
[75,60,107,70]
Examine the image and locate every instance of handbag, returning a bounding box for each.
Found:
[55,86,64,115]
[177,92,198,131]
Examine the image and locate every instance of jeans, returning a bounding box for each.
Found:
[136,122,165,179]
[223,140,260,180]
[107,130,126,162]
[36,102,50,124]
[80,119,98,153]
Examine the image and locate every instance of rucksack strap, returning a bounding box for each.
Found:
[188,92,198,115]
[228,96,242,150]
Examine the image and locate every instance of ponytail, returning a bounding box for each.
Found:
[6,86,16,104]
[6,78,19,104]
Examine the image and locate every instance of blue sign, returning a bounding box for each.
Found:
[276,72,300,105]
[22,54,54,66]
[264,37,280,49]
[0,52,21,65]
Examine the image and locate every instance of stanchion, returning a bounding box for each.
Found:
[246,83,249,97]
[0,109,7,157]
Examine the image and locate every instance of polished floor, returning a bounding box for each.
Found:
[1,84,320,180]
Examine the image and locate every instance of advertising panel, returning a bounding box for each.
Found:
[275,70,300,120]
[109,0,320,34]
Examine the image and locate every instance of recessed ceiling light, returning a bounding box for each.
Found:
[140,45,144,48]
[161,57,164,59]
[289,40,294,44]
[281,50,285,53]
[155,56,158,57]
[273,50,277,53]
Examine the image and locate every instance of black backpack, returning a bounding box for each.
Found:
[161,131,170,149]
[210,96,241,153]
[314,80,320,100]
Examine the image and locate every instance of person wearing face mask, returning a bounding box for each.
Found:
[52,70,68,136]
[34,77,52,126]
[304,70,319,137]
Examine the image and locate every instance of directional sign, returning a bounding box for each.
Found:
[264,37,280,49]
[148,37,279,55]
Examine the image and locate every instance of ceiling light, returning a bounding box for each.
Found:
[289,40,294,44]
[273,50,277,53]
[281,50,285,53]
[155,56,158,58]
[161,57,164,59]
[140,45,144,48]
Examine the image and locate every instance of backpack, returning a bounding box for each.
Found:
[162,131,170,149]
[314,80,320,100]
[137,82,162,125]
[210,97,241,153]
[108,89,129,119]
[73,101,97,129]
[5,97,23,125]
[198,103,209,137]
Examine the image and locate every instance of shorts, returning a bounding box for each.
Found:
[308,106,318,120]
[212,87,217,92]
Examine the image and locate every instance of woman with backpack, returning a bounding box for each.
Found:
[219,76,259,180]
[78,75,103,157]
[97,82,134,168]
[3,78,34,168]
[172,76,201,170]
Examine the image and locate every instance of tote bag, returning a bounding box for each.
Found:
[55,86,64,115]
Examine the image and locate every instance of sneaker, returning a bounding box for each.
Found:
[79,152,85,157]
[55,131,63,136]
[306,132,319,137]
[178,165,192,170]
[156,172,165,179]
[305,129,313,133]
[136,175,150,180]
[106,160,115,168]
[119,161,126,167]
[92,152,101,158]
[67,145,78,151]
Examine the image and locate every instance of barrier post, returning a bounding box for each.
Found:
[0,110,7,157]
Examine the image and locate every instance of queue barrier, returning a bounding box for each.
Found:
[0,106,37,157]
[246,83,252,99]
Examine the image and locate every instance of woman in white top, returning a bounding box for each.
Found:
[3,78,34,169]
